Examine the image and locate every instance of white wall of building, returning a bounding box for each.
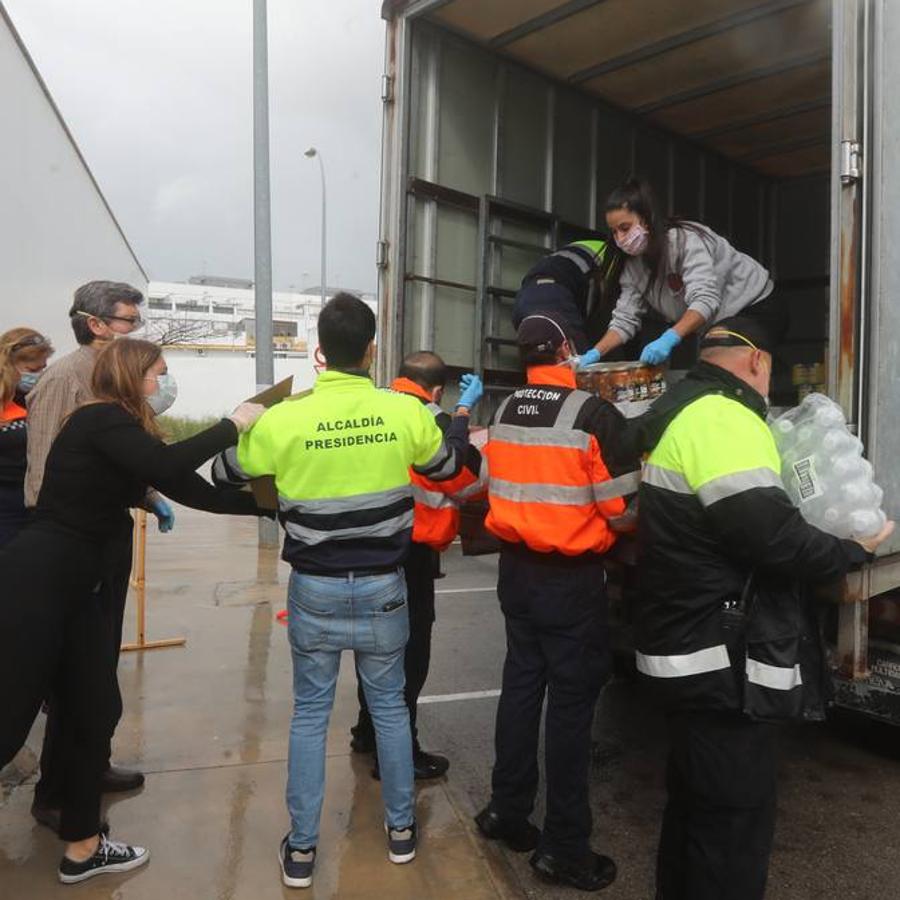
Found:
[162,349,321,419]
[0,5,147,354]
[147,281,377,419]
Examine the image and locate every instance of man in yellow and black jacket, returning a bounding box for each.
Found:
[212,294,482,886]
[630,316,893,900]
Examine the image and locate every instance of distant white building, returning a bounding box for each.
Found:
[146,279,376,418]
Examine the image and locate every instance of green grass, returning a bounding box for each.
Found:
[157,414,221,443]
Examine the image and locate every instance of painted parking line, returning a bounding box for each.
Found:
[418,689,502,704]
[435,586,496,595]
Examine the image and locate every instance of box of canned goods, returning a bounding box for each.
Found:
[576,361,666,405]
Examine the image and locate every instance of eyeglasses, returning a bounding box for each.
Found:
[104,314,144,327]
[72,310,143,328]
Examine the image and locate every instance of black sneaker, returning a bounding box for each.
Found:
[58,834,149,884]
[279,835,315,888]
[386,821,417,864]
[474,803,541,852]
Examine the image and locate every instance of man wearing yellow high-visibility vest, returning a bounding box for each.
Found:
[512,240,606,352]
[212,293,482,888]
[630,316,894,900]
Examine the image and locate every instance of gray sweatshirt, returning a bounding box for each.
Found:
[608,223,773,342]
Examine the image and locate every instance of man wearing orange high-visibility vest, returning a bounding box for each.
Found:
[475,310,639,893]
[351,351,484,781]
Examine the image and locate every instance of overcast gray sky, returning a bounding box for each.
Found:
[5,0,385,293]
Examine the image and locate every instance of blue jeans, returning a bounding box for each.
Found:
[286,569,414,848]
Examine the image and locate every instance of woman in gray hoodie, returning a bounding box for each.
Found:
[577,178,784,368]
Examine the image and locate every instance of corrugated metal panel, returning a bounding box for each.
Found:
[412,0,830,178]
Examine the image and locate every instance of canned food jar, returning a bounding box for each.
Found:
[576,361,667,403]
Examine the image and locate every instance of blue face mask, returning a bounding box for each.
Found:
[146,372,178,416]
[17,372,41,394]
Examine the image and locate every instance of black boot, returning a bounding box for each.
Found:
[529,850,617,892]
[474,804,541,852]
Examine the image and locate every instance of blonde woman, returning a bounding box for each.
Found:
[0,339,266,884]
[0,327,54,547]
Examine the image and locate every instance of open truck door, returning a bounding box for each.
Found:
[379,0,900,723]
[830,0,900,718]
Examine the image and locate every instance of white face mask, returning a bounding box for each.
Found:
[615,223,650,256]
[146,372,178,416]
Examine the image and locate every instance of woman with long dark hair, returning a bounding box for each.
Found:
[577,178,783,367]
[0,339,266,884]
[0,327,54,547]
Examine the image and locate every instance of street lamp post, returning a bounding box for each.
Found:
[305,147,327,308]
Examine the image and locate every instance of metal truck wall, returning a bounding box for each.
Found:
[863,0,900,530]
[399,20,771,371]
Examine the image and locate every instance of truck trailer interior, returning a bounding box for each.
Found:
[380,0,900,722]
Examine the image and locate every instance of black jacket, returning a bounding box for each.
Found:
[631,362,867,719]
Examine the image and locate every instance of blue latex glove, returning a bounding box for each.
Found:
[575,348,602,369]
[457,373,484,411]
[640,328,682,365]
[151,498,175,534]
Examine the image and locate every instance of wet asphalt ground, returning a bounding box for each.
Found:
[3,510,900,900]
[425,545,900,900]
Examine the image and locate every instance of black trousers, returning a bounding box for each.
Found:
[35,529,133,813]
[0,524,113,841]
[656,711,777,900]
[0,483,27,550]
[490,545,611,863]
[356,541,437,750]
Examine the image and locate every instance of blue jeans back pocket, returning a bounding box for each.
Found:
[370,594,409,655]
[289,574,339,653]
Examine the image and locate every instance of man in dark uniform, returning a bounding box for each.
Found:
[512,240,606,353]
[632,317,894,899]
[475,311,640,892]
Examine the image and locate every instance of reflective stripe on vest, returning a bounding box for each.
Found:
[278,486,414,547]
[489,470,638,506]
[635,645,731,679]
[386,386,480,551]
[746,657,802,691]
[412,484,455,510]
[553,248,592,274]
[490,423,591,451]
[485,386,625,555]
[213,445,253,487]
[551,242,604,275]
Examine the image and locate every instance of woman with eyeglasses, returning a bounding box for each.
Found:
[0,328,54,547]
[0,338,268,884]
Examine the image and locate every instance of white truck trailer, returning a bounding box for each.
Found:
[376,0,900,723]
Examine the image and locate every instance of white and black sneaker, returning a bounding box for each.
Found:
[279,835,315,888]
[386,821,417,864]
[58,834,150,884]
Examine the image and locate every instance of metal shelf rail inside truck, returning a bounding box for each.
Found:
[377,0,900,724]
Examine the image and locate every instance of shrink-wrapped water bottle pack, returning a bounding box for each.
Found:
[770,393,886,539]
